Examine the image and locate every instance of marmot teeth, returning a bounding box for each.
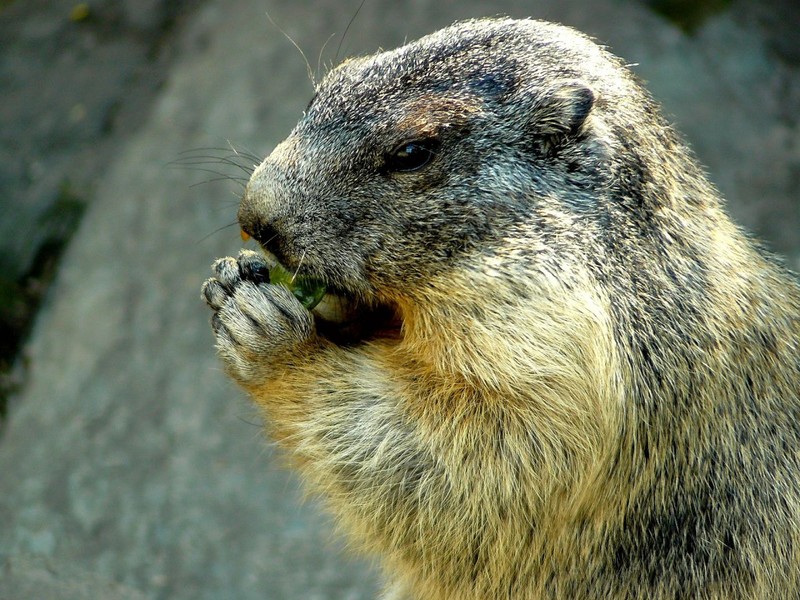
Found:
[312,293,359,324]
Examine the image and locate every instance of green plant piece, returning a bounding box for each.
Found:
[269,264,326,310]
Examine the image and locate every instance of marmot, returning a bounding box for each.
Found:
[202,18,800,599]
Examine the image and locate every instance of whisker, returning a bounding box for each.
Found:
[172,155,256,176]
[189,176,247,189]
[317,32,337,82]
[265,10,316,87]
[176,147,255,160]
[334,0,366,66]
[223,141,264,165]
[176,165,247,180]
[175,145,262,171]
[197,221,240,244]
[291,249,307,282]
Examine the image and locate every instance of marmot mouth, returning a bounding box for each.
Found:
[246,235,402,345]
[314,296,402,346]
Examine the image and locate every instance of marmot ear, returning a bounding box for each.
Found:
[530,81,595,136]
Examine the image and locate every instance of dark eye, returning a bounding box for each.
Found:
[385,139,439,173]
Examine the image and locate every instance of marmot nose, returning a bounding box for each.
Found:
[238,185,286,252]
[238,154,278,240]
[238,160,296,265]
[238,137,301,257]
[237,193,265,242]
[239,213,281,249]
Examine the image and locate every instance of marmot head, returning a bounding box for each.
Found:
[239,18,685,308]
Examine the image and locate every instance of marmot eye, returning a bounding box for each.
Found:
[385,139,439,173]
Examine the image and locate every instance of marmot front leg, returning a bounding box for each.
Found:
[202,250,315,386]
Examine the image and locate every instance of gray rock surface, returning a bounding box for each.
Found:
[0,0,203,282]
[0,554,149,600]
[0,0,797,599]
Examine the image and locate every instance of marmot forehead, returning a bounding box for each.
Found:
[307,18,615,122]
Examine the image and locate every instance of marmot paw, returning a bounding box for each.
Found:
[202,251,314,384]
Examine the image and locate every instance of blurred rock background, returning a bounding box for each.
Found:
[0,0,798,598]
